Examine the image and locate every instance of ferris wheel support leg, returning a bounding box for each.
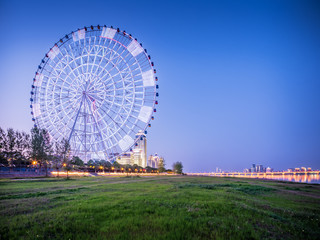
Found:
[84,96,87,162]
[68,95,85,144]
[86,97,109,161]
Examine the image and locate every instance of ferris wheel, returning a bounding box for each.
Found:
[30,25,158,161]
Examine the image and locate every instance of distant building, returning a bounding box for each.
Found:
[286,167,313,172]
[148,153,163,168]
[117,153,131,165]
[266,167,273,173]
[256,165,264,172]
[117,130,147,167]
[116,131,165,169]
[132,131,147,167]
[248,164,268,173]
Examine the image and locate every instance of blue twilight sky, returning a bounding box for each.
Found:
[0,0,319,172]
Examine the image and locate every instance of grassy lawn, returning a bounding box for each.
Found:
[0,175,319,240]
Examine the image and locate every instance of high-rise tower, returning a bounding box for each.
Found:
[130,130,147,167]
[117,130,147,167]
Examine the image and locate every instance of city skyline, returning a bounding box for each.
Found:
[0,0,319,172]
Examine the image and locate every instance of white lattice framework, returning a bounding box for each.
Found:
[30,25,158,162]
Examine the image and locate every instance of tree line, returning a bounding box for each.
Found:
[0,127,74,176]
[0,127,183,175]
[159,159,183,174]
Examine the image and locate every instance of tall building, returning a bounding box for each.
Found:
[117,130,147,167]
[148,153,163,168]
[132,130,147,167]
[117,153,131,165]
[256,165,263,172]
[247,164,266,173]
[251,164,256,173]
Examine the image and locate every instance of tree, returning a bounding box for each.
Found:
[70,156,84,166]
[132,164,140,174]
[31,127,52,177]
[5,128,16,166]
[105,161,112,171]
[53,142,61,177]
[0,128,31,167]
[59,138,71,179]
[53,138,70,177]
[0,155,7,166]
[14,131,31,167]
[0,127,7,163]
[101,160,112,168]
[113,161,121,171]
[0,128,8,166]
[158,158,166,173]
[0,127,5,153]
[124,164,133,175]
[87,159,94,166]
[86,159,102,173]
[64,164,72,179]
[99,160,112,172]
[93,160,101,172]
[146,166,152,173]
[173,161,183,174]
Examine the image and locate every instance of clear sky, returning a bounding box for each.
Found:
[0,0,319,172]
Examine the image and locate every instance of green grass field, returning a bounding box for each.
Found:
[0,175,319,240]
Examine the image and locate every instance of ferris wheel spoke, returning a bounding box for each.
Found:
[96,103,130,139]
[50,72,79,93]
[69,48,86,80]
[67,94,85,143]
[91,48,123,78]
[97,52,132,82]
[99,57,134,83]
[85,39,92,76]
[92,39,114,73]
[103,66,143,88]
[97,102,141,134]
[87,41,104,79]
[116,55,136,74]
[62,99,83,123]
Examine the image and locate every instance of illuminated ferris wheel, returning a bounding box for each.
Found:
[30,25,158,161]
